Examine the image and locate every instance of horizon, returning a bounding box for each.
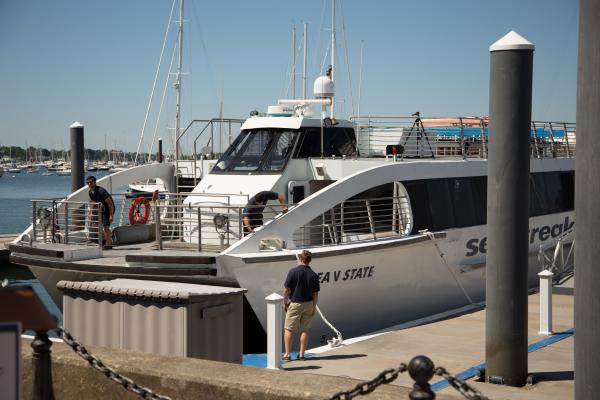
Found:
[0,0,579,153]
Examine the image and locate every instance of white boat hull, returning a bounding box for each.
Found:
[227,212,574,347]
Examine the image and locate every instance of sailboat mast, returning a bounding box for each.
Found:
[292,27,296,99]
[303,23,308,99]
[175,0,184,162]
[331,0,336,118]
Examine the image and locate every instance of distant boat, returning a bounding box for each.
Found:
[8,167,21,173]
[42,172,54,176]
[56,169,71,176]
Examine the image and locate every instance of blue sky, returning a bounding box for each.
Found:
[0,0,579,153]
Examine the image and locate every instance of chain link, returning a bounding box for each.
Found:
[434,367,489,400]
[57,327,172,400]
[328,363,408,400]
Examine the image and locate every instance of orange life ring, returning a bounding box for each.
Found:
[128,197,150,225]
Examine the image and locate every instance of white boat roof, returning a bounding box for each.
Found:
[241,116,354,131]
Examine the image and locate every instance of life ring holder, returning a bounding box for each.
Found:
[128,197,150,225]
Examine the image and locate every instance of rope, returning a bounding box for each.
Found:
[316,305,344,347]
[425,231,474,304]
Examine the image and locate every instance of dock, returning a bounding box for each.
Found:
[283,283,574,399]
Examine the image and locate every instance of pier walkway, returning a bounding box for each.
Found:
[284,284,574,399]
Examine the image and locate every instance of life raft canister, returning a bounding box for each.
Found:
[128,197,150,225]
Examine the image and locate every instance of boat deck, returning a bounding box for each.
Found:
[284,282,574,399]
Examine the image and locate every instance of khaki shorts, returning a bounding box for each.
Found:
[284,301,315,332]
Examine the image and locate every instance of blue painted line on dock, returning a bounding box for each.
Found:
[430,328,574,392]
[243,352,314,368]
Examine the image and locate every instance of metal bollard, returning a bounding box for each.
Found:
[31,331,55,400]
[538,269,554,335]
[265,293,284,370]
[408,355,436,400]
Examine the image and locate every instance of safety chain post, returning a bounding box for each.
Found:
[57,327,172,400]
[31,331,55,400]
[408,355,435,399]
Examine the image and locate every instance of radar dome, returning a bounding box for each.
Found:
[313,75,334,98]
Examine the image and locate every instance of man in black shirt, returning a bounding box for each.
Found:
[282,250,320,361]
[242,190,288,233]
[87,175,115,249]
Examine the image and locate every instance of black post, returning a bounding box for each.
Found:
[485,31,534,387]
[158,138,163,163]
[575,0,600,398]
[31,331,55,400]
[70,121,84,193]
[408,355,435,400]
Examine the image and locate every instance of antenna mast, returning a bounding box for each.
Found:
[331,0,336,118]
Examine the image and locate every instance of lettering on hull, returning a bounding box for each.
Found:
[317,265,375,284]
[465,216,574,257]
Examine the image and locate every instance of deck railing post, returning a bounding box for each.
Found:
[31,201,37,245]
[459,117,466,159]
[155,203,163,250]
[98,203,103,250]
[365,200,376,239]
[197,206,202,252]
[64,203,69,244]
[265,293,284,370]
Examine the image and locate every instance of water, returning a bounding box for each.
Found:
[0,171,105,234]
[0,169,110,326]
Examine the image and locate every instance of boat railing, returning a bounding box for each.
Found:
[292,195,412,248]
[175,118,244,193]
[351,116,576,160]
[141,193,413,252]
[29,199,105,249]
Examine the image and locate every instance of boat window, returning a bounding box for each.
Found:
[294,127,357,158]
[427,179,455,231]
[560,171,574,210]
[212,129,298,173]
[402,181,432,233]
[470,176,488,225]
[530,171,575,216]
[261,130,296,171]
[448,178,477,228]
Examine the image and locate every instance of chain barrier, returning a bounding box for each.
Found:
[57,327,172,400]
[329,363,408,399]
[327,358,488,400]
[434,367,488,400]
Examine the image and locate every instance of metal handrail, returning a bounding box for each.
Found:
[174,118,244,192]
[30,199,104,249]
[350,116,576,159]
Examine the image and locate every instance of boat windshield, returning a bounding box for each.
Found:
[213,129,298,173]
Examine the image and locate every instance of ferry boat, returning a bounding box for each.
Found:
[10,73,575,348]
[7,1,575,348]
